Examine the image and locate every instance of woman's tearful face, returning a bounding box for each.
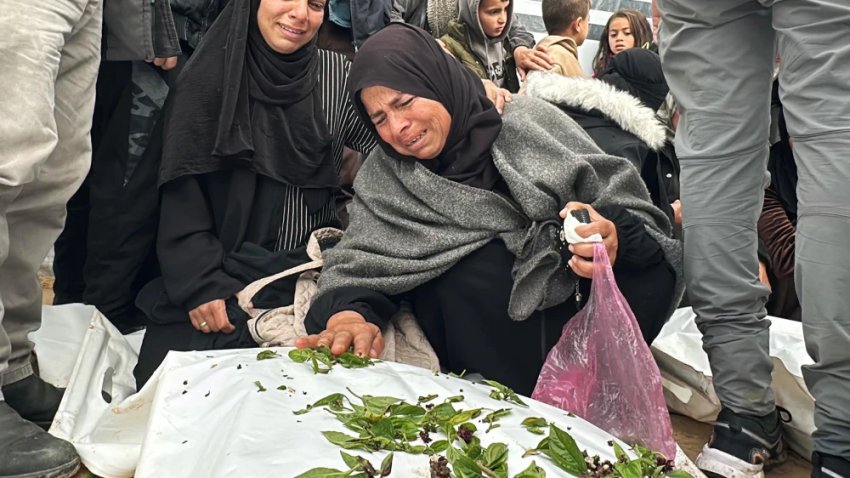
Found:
[257,0,325,54]
[360,85,452,161]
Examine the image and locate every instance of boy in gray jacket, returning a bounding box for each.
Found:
[391,0,554,77]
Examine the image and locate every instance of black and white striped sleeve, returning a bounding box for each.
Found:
[338,59,378,155]
[317,50,377,156]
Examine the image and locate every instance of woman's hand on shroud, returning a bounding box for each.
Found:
[295,310,384,359]
[189,299,235,334]
[559,202,619,278]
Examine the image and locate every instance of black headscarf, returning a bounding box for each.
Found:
[159,0,337,201]
[347,23,503,190]
[599,48,669,112]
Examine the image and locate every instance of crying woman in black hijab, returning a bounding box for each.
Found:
[349,23,505,190]
[298,24,682,396]
[133,0,377,388]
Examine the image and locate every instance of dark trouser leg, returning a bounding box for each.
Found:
[52,181,89,304]
[82,62,164,331]
[133,321,195,389]
[53,61,131,305]
[411,240,675,397]
[616,261,678,345]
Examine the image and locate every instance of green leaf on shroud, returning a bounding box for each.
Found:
[380,453,394,476]
[547,425,587,476]
[513,461,547,478]
[292,467,348,478]
[256,350,280,360]
[293,392,347,415]
[288,348,312,363]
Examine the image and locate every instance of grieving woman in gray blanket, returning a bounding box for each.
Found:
[296,24,683,395]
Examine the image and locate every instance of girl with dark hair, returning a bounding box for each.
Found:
[591,9,653,77]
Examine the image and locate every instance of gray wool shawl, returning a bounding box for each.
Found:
[318,96,684,321]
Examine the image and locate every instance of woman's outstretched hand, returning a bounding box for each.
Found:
[559,202,619,278]
[294,310,384,358]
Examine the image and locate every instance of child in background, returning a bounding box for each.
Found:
[537,0,590,77]
[591,9,653,76]
[440,0,520,92]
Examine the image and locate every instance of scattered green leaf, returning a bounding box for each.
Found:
[340,450,361,469]
[297,450,393,478]
[256,350,280,361]
[294,393,348,415]
[665,471,695,478]
[612,441,629,463]
[284,384,689,478]
[288,347,375,374]
[418,394,438,404]
[380,453,394,477]
[288,348,313,363]
[482,442,509,470]
[514,461,546,478]
[482,408,512,433]
[614,460,643,478]
[547,424,588,475]
[482,380,528,407]
[521,417,548,435]
[292,467,348,478]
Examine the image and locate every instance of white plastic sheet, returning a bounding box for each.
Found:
[651,308,815,458]
[31,304,144,389]
[136,348,627,476]
[35,305,704,477]
[36,305,145,478]
[31,304,98,387]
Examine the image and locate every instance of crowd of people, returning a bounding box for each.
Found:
[0,0,847,477]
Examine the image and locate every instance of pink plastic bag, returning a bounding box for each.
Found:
[532,242,676,459]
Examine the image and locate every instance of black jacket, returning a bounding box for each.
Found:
[171,0,231,50]
[523,73,680,224]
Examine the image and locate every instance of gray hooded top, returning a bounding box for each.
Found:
[390,0,534,48]
[458,0,514,87]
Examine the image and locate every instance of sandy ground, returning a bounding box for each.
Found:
[39,274,809,478]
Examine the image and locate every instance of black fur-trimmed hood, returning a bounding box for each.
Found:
[523,72,667,150]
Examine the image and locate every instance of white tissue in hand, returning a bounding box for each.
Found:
[563,213,603,244]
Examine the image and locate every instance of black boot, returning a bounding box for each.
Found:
[1,375,65,430]
[0,401,80,478]
[695,407,787,478]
